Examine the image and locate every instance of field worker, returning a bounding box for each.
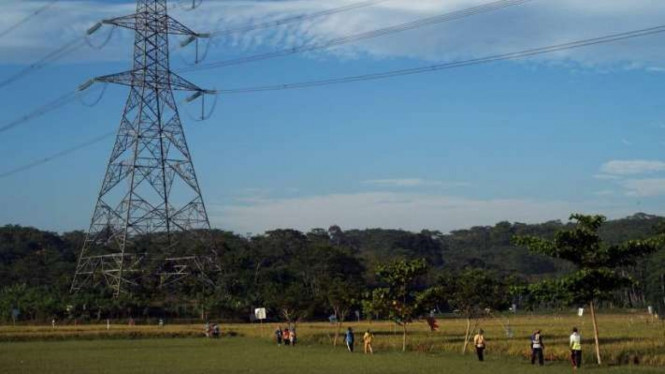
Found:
[345,327,355,352]
[569,327,582,369]
[283,328,291,346]
[275,326,283,346]
[530,329,544,366]
[473,328,486,361]
[289,328,296,346]
[363,329,374,354]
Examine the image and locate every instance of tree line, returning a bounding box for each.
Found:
[1,212,664,330]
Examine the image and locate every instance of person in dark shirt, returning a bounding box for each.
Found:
[345,327,355,352]
[531,329,544,366]
[275,326,283,346]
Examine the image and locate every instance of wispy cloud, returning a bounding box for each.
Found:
[593,189,615,197]
[3,0,665,70]
[209,191,630,233]
[593,174,621,180]
[361,178,468,187]
[600,160,665,175]
[621,178,665,197]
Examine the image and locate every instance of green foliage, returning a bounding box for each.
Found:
[370,259,430,324]
[514,213,664,365]
[435,268,510,317]
[1,213,664,323]
[513,214,663,306]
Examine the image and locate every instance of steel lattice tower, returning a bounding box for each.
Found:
[71,0,216,297]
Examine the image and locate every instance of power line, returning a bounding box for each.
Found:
[218,24,665,94]
[180,0,532,73]
[0,90,79,134]
[208,0,391,37]
[0,0,59,39]
[0,37,86,89]
[0,0,378,88]
[0,131,114,179]
[4,24,665,177]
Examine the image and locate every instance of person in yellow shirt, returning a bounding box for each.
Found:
[473,329,486,361]
[569,327,582,369]
[363,329,374,354]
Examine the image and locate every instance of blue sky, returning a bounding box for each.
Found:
[1,0,665,234]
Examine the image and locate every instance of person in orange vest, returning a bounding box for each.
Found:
[473,329,486,361]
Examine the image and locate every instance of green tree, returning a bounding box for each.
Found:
[370,258,430,352]
[436,269,509,353]
[308,245,365,347]
[514,214,663,365]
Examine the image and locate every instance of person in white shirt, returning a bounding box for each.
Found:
[530,329,544,366]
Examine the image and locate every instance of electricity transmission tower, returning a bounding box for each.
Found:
[71,0,217,297]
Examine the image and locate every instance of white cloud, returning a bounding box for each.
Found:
[600,160,665,175]
[363,178,428,187]
[361,178,467,187]
[593,190,615,197]
[4,0,665,69]
[593,174,621,180]
[621,178,665,197]
[209,191,613,233]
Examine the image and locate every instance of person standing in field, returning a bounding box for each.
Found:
[345,327,355,352]
[289,328,296,346]
[275,326,283,346]
[363,329,374,354]
[570,327,582,370]
[530,329,544,366]
[473,329,486,361]
[283,328,291,346]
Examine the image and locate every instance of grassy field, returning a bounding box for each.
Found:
[1,337,662,374]
[1,312,664,371]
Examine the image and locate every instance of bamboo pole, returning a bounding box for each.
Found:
[589,300,602,365]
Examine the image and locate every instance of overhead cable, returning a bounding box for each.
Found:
[179,0,532,73]
[209,0,391,37]
[0,131,115,179]
[0,90,79,134]
[0,0,59,39]
[5,23,665,175]
[0,37,86,89]
[218,24,665,94]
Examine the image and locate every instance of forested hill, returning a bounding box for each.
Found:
[1,213,664,321]
[1,213,662,286]
[339,212,663,277]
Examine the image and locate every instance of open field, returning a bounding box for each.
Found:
[1,312,664,368]
[1,337,663,374]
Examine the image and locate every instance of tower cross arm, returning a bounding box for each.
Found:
[102,14,204,37]
[93,70,214,93]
